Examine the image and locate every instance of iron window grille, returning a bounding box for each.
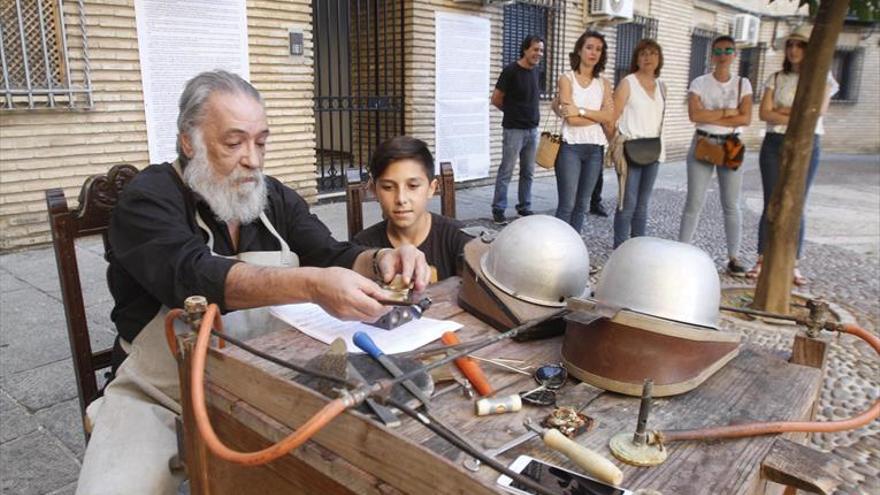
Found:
[688,27,720,84]
[1,0,92,110]
[613,14,658,86]
[830,46,863,103]
[738,43,765,100]
[502,0,566,100]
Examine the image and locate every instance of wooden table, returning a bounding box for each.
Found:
[177,277,829,494]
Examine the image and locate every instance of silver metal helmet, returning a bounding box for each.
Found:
[480,215,590,307]
[595,237,720,328]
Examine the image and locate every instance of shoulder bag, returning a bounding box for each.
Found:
[623,80,666,167]
[536,115,561,170]
[693,77,746,170]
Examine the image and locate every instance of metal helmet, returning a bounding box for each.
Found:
[480,215,590,307]
[595,237,720,328]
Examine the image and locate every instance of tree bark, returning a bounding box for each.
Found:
[753,0,851,313]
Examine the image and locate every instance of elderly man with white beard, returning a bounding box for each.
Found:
[75,70,431,495]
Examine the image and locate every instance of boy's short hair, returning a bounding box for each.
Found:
[369,136,435,181]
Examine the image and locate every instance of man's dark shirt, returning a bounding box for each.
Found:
[495,61,541,129]
[353,213,472,281]
[108,163,364,343]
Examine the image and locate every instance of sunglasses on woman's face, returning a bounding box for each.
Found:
[712,47,736,56]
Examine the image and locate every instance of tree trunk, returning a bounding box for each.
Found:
[753,0,850,313]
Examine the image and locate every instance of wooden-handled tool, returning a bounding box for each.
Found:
[441,331,494,396]
[525,419,624,486]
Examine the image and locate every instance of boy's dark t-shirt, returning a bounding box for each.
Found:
[495,61,541,129]
[354,213,473,281]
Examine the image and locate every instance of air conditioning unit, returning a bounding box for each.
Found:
[733,14,760,47]
[589,0,634,21]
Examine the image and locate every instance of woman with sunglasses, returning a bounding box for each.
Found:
[553,31,615,233]
[679,35,753,276]
[747,25,839,286]
[611,39,666,248]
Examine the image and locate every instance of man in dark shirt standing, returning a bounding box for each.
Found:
[490,35,544,225]
[75,70,429,494]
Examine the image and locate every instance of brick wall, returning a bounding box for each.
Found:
[0,0,315,250]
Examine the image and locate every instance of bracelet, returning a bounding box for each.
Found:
[372,248,392,280]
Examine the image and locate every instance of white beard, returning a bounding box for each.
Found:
[183,131,268,225]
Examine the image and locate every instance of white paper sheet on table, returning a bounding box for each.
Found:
[269,303,462,355]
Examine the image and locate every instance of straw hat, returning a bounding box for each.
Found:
[786,24,812,44]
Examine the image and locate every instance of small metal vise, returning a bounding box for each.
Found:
[368,297,433,330]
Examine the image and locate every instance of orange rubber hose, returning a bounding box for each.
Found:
[658,323,880,443]
[190,304,349,465]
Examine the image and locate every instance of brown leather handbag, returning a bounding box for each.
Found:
[694,77,746,170]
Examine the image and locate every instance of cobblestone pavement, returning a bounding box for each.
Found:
[1,152,877,494]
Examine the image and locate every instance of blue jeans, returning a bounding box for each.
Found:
[679,135,744,258]
[554,142,604,233]
[757,133,821,258]
[492,127,537,214]
[613,161,659,248]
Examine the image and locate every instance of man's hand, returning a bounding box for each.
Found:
[308,267,392,321]
[374,245,430,292]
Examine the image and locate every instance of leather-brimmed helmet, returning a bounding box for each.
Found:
[480,215,590,307]
[595,237,720,328]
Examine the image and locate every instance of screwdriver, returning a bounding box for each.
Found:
[441,331,494,396]
[352,331,434,410]
[524,419,624,486]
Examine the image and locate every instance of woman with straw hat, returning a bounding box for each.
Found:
[746,24,839,285]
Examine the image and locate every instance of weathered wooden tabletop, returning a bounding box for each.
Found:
[183,277,824,495]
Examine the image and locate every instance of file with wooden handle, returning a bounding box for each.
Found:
[526,420,624,486]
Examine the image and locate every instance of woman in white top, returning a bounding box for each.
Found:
[554,30,614,233]
[748,25,839,285]
[679,35,753,276]
[611,39,666,248]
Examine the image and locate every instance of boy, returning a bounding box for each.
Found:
[355,136,472,281]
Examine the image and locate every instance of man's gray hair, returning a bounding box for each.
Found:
[177,70,263,160]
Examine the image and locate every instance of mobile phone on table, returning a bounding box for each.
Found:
[497,455,633,495]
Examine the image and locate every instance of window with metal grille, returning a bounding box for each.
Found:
[613,14,659,86]
[688,28,719,84]
[502,0,566,100]
[830,46,863,103]
[1,0,92,110]
[738,43,765,100]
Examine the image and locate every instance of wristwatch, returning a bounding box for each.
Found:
[578,107,586,117]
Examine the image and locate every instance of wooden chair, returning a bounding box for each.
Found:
[345,161,456,241]
[45,164,139,438]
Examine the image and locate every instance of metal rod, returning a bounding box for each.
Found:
[633,379,653,446]
[36,0,56,107]
[719,305,800,322]
[14,0,35,108]
[56,0,75,107]
[0,22,15,109]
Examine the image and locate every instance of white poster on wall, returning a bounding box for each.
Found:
[135,0,250,164]
[435,12,491,181]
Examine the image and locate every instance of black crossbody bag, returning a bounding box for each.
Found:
[623,80,666,167]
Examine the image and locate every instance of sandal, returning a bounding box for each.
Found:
[746,259,762,280]
[793,268,808,286]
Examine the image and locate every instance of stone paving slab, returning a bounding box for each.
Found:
[0,430,79,495]
[1,359,79,413]
[0,391,38,444]
[34,399,85,460]
[0,289,71,377]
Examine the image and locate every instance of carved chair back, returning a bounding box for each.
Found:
[45,164,139,438]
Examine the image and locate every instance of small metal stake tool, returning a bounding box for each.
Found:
[609,379,667,466]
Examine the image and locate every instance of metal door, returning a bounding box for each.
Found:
[312,0,405,193]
